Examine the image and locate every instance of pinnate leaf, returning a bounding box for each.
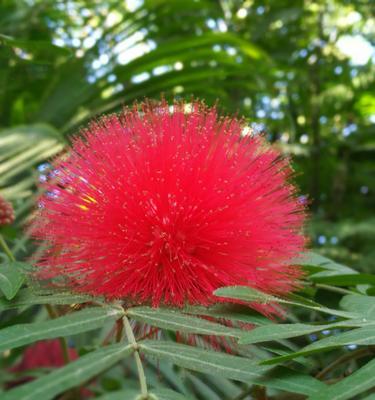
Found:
[2,343,133,400]
[0,307,124,352]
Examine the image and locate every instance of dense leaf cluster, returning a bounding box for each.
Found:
[0,0,374,399]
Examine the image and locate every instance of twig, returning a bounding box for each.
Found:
[115,318,124,342]
[314,283,353,296]
[123,314,149,399]
[45,304,71,365]
[316,348,372,380]
[0,233,16,262]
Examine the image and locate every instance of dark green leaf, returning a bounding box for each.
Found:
[311,274,375,286]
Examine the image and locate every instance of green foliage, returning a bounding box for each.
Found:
[0,0,374,398]
[0,307,124,352]
[0,261,25,300]
[1,254,375,399]
[2,343,134,400]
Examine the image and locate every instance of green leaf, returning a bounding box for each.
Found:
[97,388,193,400]
[340,294,375,318]
[214,286,274,303]
[304,325,375,351]
[0,307,124,352]
[2,343,133,400]
[0,124,64,201]
[311,273,375,286]
[214,286,357,318]
[309,358,375,400]
[0,288,92,311]
[140,340,325,396]
[96,389,140,400]
[140,340,268,381]
[186,304,271,326]
[262,326,375,365]
[0,34,71,63]
[151,388,196,400]
[0,261,25,300]
[128,307,241,338]
[299,252,357,277]
[239,320,366,345]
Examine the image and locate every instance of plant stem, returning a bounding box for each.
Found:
[316,348,372,380]
[123,314,148,399]
[315,283,353,295]
[115,318,124,342]
[45,304,71,365]
[0,233,16,262]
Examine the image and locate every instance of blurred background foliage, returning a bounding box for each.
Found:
[0,0,374,272]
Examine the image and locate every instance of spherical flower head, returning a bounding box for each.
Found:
[0,195,15,226]
[12,340,78,372]
[31,100,306,310]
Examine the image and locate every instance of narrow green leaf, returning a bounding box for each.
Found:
[340,294,375,319]
[214,286,357,318]
[214,286,273,304]
[0,288,92,311]
[262,326,375,365]
[140,339,268,381]
[96,389,140,400]
[186,305,271,326]
[0,34,71,62]
[0,307,124,352]
[362,394,375,400]
[140,340,325,396]
[151,388,196,400]
[97,387,193,400]
[128,307,241,338]
[0,261,25,300]
[185,373,221,400]
[309,358,375,400]
[239,320,366,344]
[304,325,375,351]
[2,343,133,400]
[311,274,375,286]
[298,252,357,277]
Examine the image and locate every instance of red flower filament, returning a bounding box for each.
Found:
[32,101,306,309]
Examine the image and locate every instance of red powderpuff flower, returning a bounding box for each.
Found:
[31,100,306,311]
[12,340,78,373]
[8,340,92,397]
[0,195,15,226]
